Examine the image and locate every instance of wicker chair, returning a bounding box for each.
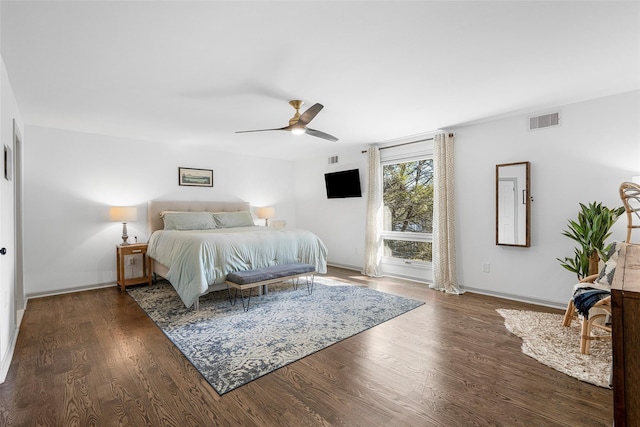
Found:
[562,274,612,355]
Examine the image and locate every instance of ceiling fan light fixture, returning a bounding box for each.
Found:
[291,127,306,135]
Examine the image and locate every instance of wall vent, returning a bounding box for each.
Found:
[529,112,560,130]
[328,155,339,164]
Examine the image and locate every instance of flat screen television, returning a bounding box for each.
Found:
[324,169,362,199]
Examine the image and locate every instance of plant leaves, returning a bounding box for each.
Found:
[558,201,624,280]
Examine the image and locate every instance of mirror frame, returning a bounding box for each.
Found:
[496,161,531,247]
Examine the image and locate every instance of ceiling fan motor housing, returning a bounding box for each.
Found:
[289,100,303,126]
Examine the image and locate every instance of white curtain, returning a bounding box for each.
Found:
[363,146,383,277]
[431,133,462,294]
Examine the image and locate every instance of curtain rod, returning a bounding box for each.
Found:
[361,133,453,153]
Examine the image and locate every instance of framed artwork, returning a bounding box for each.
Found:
[4,145,12,181]
[178,167,213,187]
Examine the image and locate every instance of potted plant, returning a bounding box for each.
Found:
[557,201,625,280]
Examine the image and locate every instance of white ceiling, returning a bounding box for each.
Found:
[1,1,639,160]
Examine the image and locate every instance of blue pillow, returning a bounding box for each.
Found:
[211,211,255,228]
[161,211,217,230]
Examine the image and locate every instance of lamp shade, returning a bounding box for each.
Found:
[256,206,275,220]
[109,206,138,222]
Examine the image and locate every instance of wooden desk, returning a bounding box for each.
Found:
[611,243,640,427]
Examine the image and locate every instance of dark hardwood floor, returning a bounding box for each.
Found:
[0,266,612,426]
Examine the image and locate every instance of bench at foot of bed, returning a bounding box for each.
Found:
[224,263,316,311]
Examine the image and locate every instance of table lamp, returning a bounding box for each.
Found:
[257,206,275,227]
[109,206,138,245]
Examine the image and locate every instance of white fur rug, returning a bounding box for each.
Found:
[496,309,611,388]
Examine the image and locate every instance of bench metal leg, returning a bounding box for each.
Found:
[227,285,257,311]
[239,287,256,311]
[306,274,315,295]
[227,285,235,306]
[292,274,315,295]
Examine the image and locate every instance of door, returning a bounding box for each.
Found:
[0,121,17,368]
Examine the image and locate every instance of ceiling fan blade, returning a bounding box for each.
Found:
[235,126,288,134]
[305,127,338,142]
[296,103,323,127]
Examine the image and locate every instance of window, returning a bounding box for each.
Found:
[381,155,434,265]
[373,138,435,282]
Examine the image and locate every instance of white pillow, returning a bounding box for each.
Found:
[595,241,621,287]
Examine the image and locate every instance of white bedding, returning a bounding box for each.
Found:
[147,226,327,307]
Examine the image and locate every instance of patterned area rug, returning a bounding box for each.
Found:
[497,309,612,388]
[128,277,424,395]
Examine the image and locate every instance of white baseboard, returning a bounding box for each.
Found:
[328,264,563,310]
[326,262,363,272]
[462,286,565,310]
[381,271,431,285]
[26,282,116,300]
[328,262,435,286]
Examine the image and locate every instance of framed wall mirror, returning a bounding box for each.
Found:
[496,161,531,247]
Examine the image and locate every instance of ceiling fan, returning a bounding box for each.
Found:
[236,100,338,142]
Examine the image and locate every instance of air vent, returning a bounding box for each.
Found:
[328,155,339,164]
[529,112,560,130]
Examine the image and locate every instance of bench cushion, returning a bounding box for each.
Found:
[226,263,315,285]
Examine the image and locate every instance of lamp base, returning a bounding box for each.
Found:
[121,222,130,245]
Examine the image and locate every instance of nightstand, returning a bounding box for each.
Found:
[116,243,153,291]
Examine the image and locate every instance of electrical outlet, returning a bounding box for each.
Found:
[129,258,135,265]
[482,262,490,273]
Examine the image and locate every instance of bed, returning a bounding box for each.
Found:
[146,200,327,308]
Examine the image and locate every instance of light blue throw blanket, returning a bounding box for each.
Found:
[148,227,327,307]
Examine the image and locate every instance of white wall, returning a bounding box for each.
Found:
[23,126,297,296]
[455,90,640,307]
[17,91,640,308]
[295,90,640,307]
[295,147,368,270]
[0,53,24,381]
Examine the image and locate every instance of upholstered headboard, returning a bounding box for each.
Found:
[148,200,251,234]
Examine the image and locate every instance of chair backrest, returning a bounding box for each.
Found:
[619,181,640,243]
